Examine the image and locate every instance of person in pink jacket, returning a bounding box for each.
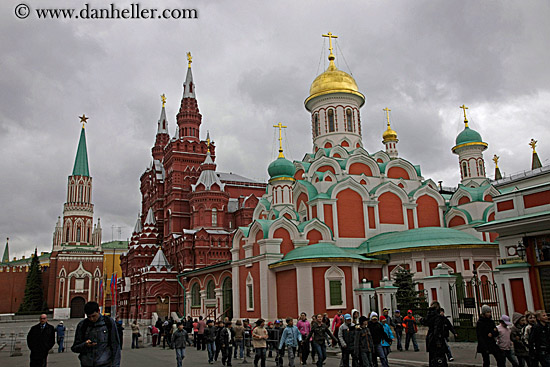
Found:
[331,310,343,347]
[496,315,519,367]
[297,313,311,366]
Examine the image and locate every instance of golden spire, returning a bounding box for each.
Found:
[273,122,287,158]
[459,104,469,127]
[493,154,499,168]
[322,32,338,65]
[383,107,391,129]
[79,114,89,129]
[161,94,166,108]
[187,52,192,68]
[529,138,537,153]
[382,107,398,143]
[206,130,211,153]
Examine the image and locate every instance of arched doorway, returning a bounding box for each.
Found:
[222,277,233,319]
[70,297,86,318]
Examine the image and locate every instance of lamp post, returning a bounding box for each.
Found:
[517,240,527,261]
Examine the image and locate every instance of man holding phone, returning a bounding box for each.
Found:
[71,301,121,367]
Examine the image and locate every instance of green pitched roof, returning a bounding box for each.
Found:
[272,242,374,265]
[72,127,90,176]
[2,241,9,263]
[357,227,495,255]
[102,240,129,249]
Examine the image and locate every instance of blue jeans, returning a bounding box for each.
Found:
[375,344,388,367]
[176,348,186,367]
[132,333,139,349]
[234,339,244,358]
[360,350,373,367]
[57,336,64,353]
[207,342,216,362]
[405,333,419,351]
[394,329,403,350]
[312,342,326,367]
[254,347,267,367]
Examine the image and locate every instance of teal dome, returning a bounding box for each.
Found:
[268,157,296,178]
[455,127,483,146]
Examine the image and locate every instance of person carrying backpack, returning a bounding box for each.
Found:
[71,301,121,367]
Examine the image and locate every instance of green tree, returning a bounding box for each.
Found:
[18,249,47,314]
[393,267,427,316]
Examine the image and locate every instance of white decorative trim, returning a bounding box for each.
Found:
[324,266,346,310]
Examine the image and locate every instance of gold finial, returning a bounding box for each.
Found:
[79,114,89,129]
[187,52,192,68]
[273,122,287,158]
[383,107,391,128]
[529,139,537,153]
[493,154,499,168]
[161,94,166,108]
[322,32,338,62]
[206,131,211,153]
[459,104,469,127]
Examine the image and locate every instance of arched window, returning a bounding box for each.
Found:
[191,283,201,307]
[206,280,215,300]
[325,266,346,308]
[212,208,218,227]
[462,162,468,178]
[76,227,81,242]
[346,109,353,132]
[328,109,335,132]
[246,273,254,311]
[78,186,83,202]
[65,227,70,242]
[478,160,484,176]
[313,114,319,137]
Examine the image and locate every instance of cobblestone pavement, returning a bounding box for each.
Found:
[0,319,486,366]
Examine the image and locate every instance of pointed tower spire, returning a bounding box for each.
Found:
[133,213,143,234]
[183,52,195,99]
[530,139,543,170]
[153,94,170,160]
[2,238,9,263]
[493,155,502,180]
[157,94,169,134]
[72,115,90,177]
[176,51,202,143]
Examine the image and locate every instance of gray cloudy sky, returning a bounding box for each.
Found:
[1,0,549,259]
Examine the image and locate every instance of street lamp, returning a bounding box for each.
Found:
[516,240,527,260]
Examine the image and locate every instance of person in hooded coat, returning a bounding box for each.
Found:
[510,312,529,367]
[421,301,449,367]
[475,304,505,367]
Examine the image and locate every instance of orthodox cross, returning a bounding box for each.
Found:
[383,107,391,127]
[322,32,338,57]
[187,52,192,68]
[273,122,287,158]
[493,154,499,168]
[161,94,166,108]
[459,104,469,125]
[529,139,537,153]
[206,131,211,152]
[79,114,89,129]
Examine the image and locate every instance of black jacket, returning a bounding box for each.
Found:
[421,308,447,353]
[530,321,550,355]
[204,325,216,343]
[308,322,337,346]
[27,322,55,355]
[354,326,374,355]
[367,321,391,346]
[221,326,235,348]
[71,315,121,367]
[172,329,189,349]
[475,316,499,354]
[338,323,356,350]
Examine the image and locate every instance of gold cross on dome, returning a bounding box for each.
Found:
[161,94,166,108]
[322,32,338,57]
[187,52,192,68]
[459,104,469,125]
[79,114,89,128]
[529,138,537,153]
[273,122,287,158]
[383,107,391,127]
[493,154,499,168]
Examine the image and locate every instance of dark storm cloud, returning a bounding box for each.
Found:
[1,0,549,258]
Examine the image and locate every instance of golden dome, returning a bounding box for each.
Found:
[305,59,365,107]
[382,126,398,142]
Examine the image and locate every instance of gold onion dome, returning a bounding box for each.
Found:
[305,33,365,108]
[383,126,398,142]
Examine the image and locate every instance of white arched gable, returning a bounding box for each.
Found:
[461,179,481,188]
[390,264,406,279]
[232,228,246,249]
[483,185,500,199]
[324,266,346,309]
[476,261,492,272]
[351,146,370,157]
[252,201,268,220]
[444,207,470,224]
[68,261,92,279]
[308,156,342,177]
[93,268,101,278]
[248,221,266,242]
[323,170,336,182]
[345,154,381,177]
[268,217,300,239]
[385,159,419,180]
[330,178,370,201]
[372,151,390,163]
[354,174,371,186]
[303,219,333,241]
[330,146,349,159]
[314,146,330,159]
[449,188,473,206]
[371,182,409,203]
[59,267,66,278]
[411,185,446,207]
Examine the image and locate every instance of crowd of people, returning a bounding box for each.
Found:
[23,300,550,367]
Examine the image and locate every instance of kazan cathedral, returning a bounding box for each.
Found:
[121,36,512,323]
[176,36,505,322]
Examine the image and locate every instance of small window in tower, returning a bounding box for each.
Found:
[462,162,468,178]
[346,109,353,132]
[212,208,218,227]
[79,186,83,202]
[328,109,335,132]
[76,227,81,242]
[314,114,320,137]
[189,82,193,94]
[66,228,70,242]
[479,160,484,176]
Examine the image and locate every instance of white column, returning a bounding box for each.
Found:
[421,264,456,313]
[232,263,240,318]
[296,265,314,317]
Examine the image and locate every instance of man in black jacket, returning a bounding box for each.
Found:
[71,301,121,367]
[27,313,55,367]
[530,310,550,366]
[367,312,392,367]
[475,304,505,367]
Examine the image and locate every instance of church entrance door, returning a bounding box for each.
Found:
[156,296,169,319]
[70,296,86,318]
[222,277,232,319]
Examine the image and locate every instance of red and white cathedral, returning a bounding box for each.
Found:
[119,39,517,323]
